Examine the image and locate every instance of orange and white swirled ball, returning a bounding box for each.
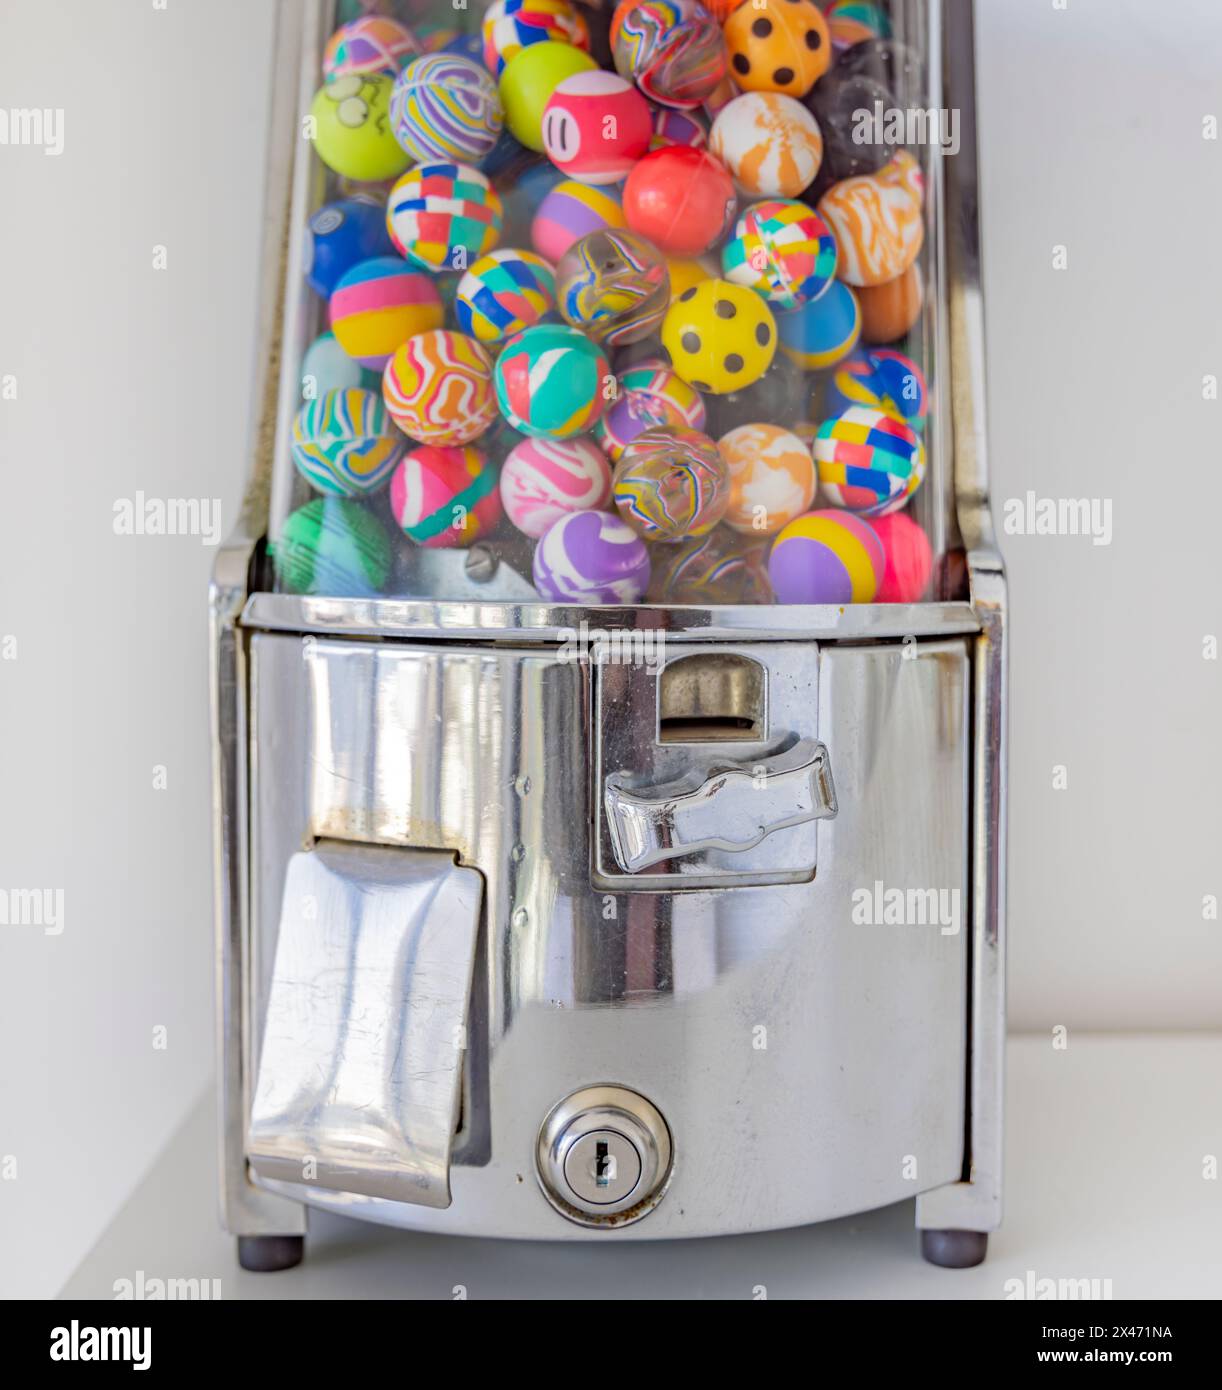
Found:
[717,422,817,534]
[816,150,924,287]
[709,92,823,198]
[382,330,497,445]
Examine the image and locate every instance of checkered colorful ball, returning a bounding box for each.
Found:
[455,248,556,343]
[482,0,590,77]
[814,405,924,516]
[386,163,503,273]
[721,200,838,311]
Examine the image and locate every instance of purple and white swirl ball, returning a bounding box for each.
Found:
[532,509,651,603]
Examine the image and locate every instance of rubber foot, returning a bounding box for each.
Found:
[920,1228,988,1268]
[237,1234,304,1272]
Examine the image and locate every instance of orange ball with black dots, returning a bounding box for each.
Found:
[724,0,831,101]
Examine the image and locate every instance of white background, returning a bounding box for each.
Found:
[0,0,1219,1298]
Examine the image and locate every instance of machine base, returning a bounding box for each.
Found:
[920,1229,989,1268]
[237,1234,304,1273]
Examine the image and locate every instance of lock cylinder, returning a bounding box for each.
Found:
[537,1086,672,1228]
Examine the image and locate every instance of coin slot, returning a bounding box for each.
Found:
[657,653,766,743]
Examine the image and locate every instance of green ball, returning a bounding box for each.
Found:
[270,498,393,596]
[310,74,410,183]
[498,42,598,153]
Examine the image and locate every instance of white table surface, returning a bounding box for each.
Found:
[58,1034,1222,1300]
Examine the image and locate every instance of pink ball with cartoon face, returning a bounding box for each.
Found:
[542,71,653,185]
[500,436,612,537]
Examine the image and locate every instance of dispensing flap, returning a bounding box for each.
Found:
[248,841,482,1208]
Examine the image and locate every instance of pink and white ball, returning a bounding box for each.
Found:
[532,509,651,603]
[542,72,652,186]
[390,444,503,548]
[500,436,612,538]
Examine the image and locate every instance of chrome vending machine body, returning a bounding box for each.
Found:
[212,0,1005,1271]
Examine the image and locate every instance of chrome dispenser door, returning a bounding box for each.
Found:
[247,840,482,1209]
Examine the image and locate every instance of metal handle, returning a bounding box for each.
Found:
[604,737,838,874]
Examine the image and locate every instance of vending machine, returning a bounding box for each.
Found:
[211,0,1006,1272]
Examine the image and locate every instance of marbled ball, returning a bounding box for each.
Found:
[390,54,503,163]
[329,256,445,369]
[647,524,773,603]
[386,162,503,272]
[543,71,652,185]
[556,229,670,346]
[717,422,817,534]
[291,387,405,495]
[612,424,728,540]
[661,278,777,394]
[610,0,728,110]
[382,330,497,445]
[532,179,627,263]
[323,16,419,81]
[595,358,707,461]
[493,322,609,438]
[709,91,823,197]
[455,248,556,343]
[777,277,861,369]
[814,405,924,515]
[532,508,652,603]
[482,0,590,77]
[721,199,837,310]
[500,436,612,537]
[768,508,883,603]
[305,197,396,297]
[816,150,924,287]
[310,74,411,183]
[390,443,503,547]
[724,0,830,100]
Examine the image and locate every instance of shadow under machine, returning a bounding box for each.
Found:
[211,0,1006,1272]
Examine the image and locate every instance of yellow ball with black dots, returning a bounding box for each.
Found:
[661,278,777,395]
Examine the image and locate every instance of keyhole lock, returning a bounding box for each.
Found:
[537,1086,672,1227]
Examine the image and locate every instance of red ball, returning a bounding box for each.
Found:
[542,70,652,186]
[870,511,932,603]
[622,146,737,257]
